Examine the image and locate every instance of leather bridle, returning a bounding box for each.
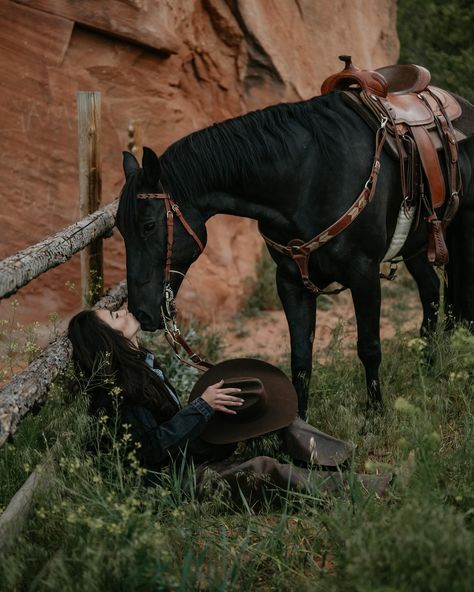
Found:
[137,192,205,282]
[136,191,212,371]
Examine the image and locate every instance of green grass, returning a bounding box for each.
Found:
[243,247,280,316]
[0,318,473,591]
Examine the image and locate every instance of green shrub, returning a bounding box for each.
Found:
[398,0,474,102]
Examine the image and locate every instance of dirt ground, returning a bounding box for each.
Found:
[208,274,423,365]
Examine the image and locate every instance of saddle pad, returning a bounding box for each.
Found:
[383,205,416,262]
[452,94,474,139]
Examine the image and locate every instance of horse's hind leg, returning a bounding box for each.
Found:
[445,193,474,329]
[350,266,383,410]
[445,142,474,329]
[404,252,440,337]
[276,267,316,419]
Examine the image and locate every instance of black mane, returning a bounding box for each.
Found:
[159,94,340,204]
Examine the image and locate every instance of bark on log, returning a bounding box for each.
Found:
[0,447,55,552]
[0,281,127,448]
[0,468,43,551]
[0,200,118,301]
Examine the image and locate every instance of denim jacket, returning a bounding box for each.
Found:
[91,354,214,473]
[120,396,214,472]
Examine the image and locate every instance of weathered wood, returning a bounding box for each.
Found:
[127,119,143,164]
[0,281,127,448]
[77,91,103,307]
[0,201,118,301]
[0,468,43,551]
[0,447,55,552]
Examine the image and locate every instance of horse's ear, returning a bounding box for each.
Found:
[142,146,161,185]
[123,151,140,179]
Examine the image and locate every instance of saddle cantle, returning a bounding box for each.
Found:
[321,55,464,266]
[376,64,431,95]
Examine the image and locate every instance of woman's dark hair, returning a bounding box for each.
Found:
[67,310,176,420]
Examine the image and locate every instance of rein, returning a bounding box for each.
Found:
[136,191,212,372]
[259,117,389,295]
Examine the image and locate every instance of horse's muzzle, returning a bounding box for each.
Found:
[135,309,163,332]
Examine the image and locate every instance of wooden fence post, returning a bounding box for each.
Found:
[127,119,143,163]
[77,91,102,307]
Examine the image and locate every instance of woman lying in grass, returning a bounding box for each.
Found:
[67,307,391,503]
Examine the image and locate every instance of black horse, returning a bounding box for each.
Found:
[117,92,474,417]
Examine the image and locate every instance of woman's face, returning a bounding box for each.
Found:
[95,308,141,341]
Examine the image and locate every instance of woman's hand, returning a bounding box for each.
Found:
[200,380,244,415]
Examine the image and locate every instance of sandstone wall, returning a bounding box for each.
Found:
[0,0,399,327]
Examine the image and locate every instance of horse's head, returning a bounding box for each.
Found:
[117,147,207,331]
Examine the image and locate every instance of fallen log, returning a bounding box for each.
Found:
[0,281,127,448]
[0,445,56,553]
[0,200,118,300]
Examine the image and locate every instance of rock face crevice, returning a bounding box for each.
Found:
[0,0,399,326]
[227,0,286,95]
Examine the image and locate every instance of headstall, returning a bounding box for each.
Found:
[136,191,212,372]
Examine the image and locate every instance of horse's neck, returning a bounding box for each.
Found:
[199,191,291,230]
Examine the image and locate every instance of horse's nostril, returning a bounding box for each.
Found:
[135,310,151,324]
[135,309,161,331]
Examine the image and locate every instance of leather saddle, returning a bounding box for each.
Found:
[321,56,463,266]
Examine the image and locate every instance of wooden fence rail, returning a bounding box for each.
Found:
[0,443,57,552]
[0,201,118,301]
[0,280,127,448]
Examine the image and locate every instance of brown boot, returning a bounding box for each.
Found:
[281,416,354,467]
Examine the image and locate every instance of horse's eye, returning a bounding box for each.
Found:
[143,222,155,233]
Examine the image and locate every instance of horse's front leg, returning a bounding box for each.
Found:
[350,264,383,410]
[276,266,316,419]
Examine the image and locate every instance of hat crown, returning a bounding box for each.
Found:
[222,377,266,421]
[188,357,298,444]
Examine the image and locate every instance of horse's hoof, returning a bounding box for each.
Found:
[360,401,385,435]
[366,399,385,415]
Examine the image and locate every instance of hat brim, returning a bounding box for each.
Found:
[189,358,298,444]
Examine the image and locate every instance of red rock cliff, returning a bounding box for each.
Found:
[0,0,399,326]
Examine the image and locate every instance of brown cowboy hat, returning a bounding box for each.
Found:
[188,358,297,445]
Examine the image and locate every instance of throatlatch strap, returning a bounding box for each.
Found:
[172,204,205,252]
